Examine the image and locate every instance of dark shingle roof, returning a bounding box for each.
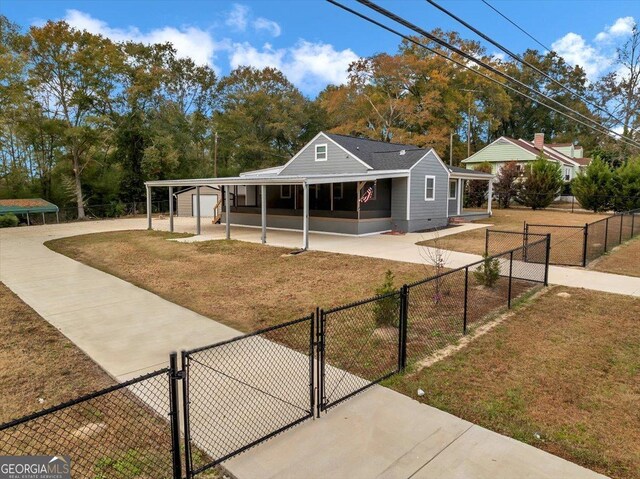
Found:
[325,133,430,170]
[448,165,493,176]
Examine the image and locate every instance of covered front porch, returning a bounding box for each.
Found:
[144,171,406,249]
[447,168,493,221]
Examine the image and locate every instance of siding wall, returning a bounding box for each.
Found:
[462,138,537,167]
[408,150,450,231]
[390,177,408,222]
[176,186,220,216]
[279,134,370,175]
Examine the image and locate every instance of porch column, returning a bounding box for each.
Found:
[225,186,231,240]
[261,184,267,244]
[487,180,493,216]
[457,179,462,215]
[168,186,174,232]
[303,182,309,250]
[42,212,46,224]
[196,185,201,235]
[146,184,152,230]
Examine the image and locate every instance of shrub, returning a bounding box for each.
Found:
[515,155,563,209]
[610,159,640,212]
[0,214,19,228]
[464,162,493,208]
[494,161,520,208]
[373,270,400,327]
[473,255,501,287]
[571,156,613,212]
[107,201,126,218]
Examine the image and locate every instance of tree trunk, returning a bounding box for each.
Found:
[73,156,85,219]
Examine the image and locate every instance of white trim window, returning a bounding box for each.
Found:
[280,184,292,199]
[333,182,343,200]
[425,175,436,201]
[315,144,328,161]
[564,167,571,181]
[449,180,457,199]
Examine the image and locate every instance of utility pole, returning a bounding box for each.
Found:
[449,132,453,165]
[460,88,480,158]
[214,131,218,177]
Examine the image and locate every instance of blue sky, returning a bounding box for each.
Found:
[3,0,639,96]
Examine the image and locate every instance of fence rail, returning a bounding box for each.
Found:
[0,237,551,478]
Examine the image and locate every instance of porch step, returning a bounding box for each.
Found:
[448,216,468,224]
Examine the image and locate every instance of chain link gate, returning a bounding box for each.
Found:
[180,315,315,478]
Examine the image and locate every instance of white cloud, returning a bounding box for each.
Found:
[227,40,359,93]
[62,9,219,68]
[552,32,613,79]
[595,16,636,42]
[225,4,249,31]
[253,17,281,37]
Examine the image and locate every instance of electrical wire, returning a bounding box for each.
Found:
[481,0,552,53]
[345,0,640,149]
[426,0,637,134]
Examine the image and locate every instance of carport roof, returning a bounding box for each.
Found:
[0,198,59,214]
[145,170,411,188]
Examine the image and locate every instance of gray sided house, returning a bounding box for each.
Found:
[145,132,494,248]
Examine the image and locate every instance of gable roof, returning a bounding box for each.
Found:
[325,133,430,171]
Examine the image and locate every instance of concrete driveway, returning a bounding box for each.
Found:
[0,219,614,478]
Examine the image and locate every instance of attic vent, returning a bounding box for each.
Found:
[399,149,406,155]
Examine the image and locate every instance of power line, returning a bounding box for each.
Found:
[426,0,636,134]
[324,0,635,150]
[348,0,640,150]
[480,0,552,53]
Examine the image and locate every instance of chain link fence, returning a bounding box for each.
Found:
[0,367,179,479]
[486,209,640,267]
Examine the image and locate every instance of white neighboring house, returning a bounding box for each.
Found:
[461,133,591,181]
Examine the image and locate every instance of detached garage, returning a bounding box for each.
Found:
[175,186,222,217]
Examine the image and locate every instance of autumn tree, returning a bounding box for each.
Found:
[215,66,312,173]
[26,21,122,218]
[493,161,520,208]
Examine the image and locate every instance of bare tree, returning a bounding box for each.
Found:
[418,228,451,303]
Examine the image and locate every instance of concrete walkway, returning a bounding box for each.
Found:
[0,219,617,478]
[226,386,605,479]
[0,218,240,380]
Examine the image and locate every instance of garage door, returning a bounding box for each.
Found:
[192,194,218,217]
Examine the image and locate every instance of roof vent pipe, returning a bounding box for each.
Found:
[399,149,406,155]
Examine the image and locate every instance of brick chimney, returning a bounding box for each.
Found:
[534,133,544,151]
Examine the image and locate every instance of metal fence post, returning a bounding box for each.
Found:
[582,223,589,267]
[463,267,469,335]
[604,217,609,252]
[181,350,193,479]
[398,285,409,372]
[508,250,513,309]
[544,234,551,286]
[168,352,183,479]
[619,213,624,245]
[310,309,316,419]
[316,309,325,418]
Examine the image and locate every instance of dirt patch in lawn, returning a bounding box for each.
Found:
[0,282,219,478]
[46,230,434,332]
[591,237,640,277]
[418,208,608,255]
[385,287,640,479]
